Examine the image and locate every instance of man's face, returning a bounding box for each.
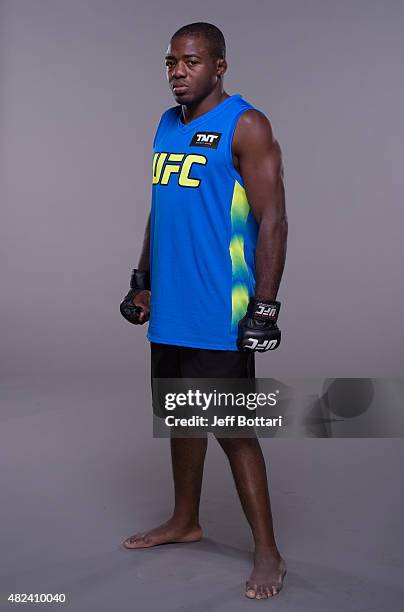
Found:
[165,35,224,105]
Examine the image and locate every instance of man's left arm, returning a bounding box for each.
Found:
[233,109,288,301]
[233,109,288,351]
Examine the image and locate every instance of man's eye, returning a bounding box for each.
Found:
[188,60,197,66]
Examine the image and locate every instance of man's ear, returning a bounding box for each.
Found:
[217,58,227,78]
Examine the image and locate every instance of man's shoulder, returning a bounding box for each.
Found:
[236,107,272,133]
[230,93,273,140]
[234,107,274,153]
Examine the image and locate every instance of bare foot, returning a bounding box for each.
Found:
[245,547,287,599]
[122,517,203,550]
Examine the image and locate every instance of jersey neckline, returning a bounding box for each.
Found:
[176,93,242,131]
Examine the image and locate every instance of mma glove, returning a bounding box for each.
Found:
[120,269,150,325]
[237,297,281,352]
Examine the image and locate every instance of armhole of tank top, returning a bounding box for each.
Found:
[226,107,254,187]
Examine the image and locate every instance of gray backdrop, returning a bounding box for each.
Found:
[1,0,403,378]
[1,1,403,611]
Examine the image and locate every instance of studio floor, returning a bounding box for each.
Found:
[1,373,403,611]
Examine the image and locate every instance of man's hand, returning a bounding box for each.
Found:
[237,297,281,352]
[120,289,150,325]
[120,268,151,325]
[133,289,150,324]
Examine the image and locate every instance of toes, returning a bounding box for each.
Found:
[265,586,273,598]
[272,574,285,595]
[271,582,284,596]
[124,533,145,547]
[130,534,141,543]
[256,586,267,599]
[245,583,257,599]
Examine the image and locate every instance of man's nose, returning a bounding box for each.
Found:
[172,61,187,78]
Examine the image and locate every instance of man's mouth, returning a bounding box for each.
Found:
[172,83,188,93]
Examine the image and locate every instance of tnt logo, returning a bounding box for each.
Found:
[190,131,222,149]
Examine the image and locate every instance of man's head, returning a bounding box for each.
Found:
[165,22,227,105]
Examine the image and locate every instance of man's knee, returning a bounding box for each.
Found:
[170,426,208,440]
[214,433,257,455]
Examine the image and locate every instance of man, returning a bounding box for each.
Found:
[120,22,288,600]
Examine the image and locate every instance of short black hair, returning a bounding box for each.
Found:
[171,22,226,60]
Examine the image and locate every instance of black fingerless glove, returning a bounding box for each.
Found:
[237,297,281,352]
[120,269,150,325]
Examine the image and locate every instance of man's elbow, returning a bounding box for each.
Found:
[274,216,288,245]
[280,214,288,237]
[260,210,288,236]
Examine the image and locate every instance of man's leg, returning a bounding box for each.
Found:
[123,436,207,549]
[123,343,206,549]
[181,347,286,599]
[215,434,287,599]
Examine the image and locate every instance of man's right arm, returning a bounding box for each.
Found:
[137,212,151,273]
[120,213,151,325]
[133,213,151,323]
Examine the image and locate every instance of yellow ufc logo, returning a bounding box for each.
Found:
[152,152,207,188]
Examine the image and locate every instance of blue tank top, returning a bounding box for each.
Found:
[147,93,259,350]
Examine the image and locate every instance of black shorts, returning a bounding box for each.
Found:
[150,342,255,379]
[150,343,256,436]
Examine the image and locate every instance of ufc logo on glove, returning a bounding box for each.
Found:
[255,304,278,319]
[237,298,282,352]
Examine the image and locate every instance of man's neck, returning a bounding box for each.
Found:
[181,89,230,124]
